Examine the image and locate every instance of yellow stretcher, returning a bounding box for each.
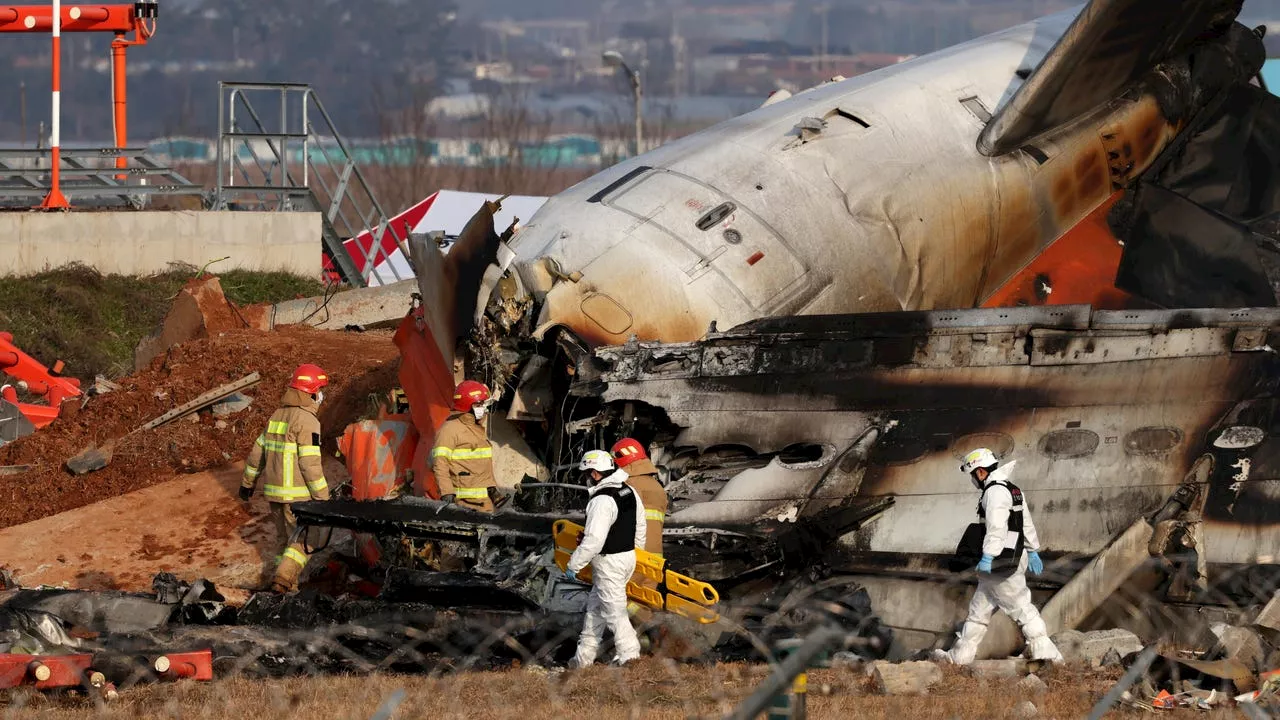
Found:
[552,519,722,624]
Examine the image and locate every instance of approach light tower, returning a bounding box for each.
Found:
[0,1,159,209]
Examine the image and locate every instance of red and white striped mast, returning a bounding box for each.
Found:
[39,0,69,209]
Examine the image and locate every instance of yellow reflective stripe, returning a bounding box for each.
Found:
[299,445,322,458]
[268,420,289,435]
[263,440,297,454]
[244,466,261,478]
[433,447,494,461]
[306,478,328,494]
[282,548,308,567]
[454,487,490,499]
[264,485,311,500]
[254,434,266,448]
[645,509,665,522]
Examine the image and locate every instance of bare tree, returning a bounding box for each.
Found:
[365,81,594,211]
[369,80,442,214]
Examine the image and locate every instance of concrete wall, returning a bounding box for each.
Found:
[269,279,417,330]
[0,211,321,277]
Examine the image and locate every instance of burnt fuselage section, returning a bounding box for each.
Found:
[580,305,1280,564]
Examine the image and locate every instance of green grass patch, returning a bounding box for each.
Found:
[0,264,327,380]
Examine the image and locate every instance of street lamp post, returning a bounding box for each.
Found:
[603,50,643,157]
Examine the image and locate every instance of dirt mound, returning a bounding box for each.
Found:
[0,326,400,529]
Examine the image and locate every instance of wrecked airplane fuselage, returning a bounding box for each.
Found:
[375,0,1280,661]
[577,305,1280,637]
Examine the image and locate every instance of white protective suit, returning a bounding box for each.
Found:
[567,469,647,667]
[947,463,1064,664]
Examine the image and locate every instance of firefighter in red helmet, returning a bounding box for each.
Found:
[612,438,667,557]
[240,364,332,593]
[432,380,498,512]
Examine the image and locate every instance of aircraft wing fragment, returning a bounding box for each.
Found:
[979,0,1245,156]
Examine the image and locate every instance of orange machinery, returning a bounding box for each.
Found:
[0,332,82,429]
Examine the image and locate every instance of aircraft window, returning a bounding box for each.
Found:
[1022,145,1050,165]
[953,432,1015,460]
[587,165,653,204]
[696,202,737,231]
[1039,429,1100,459]
[959,96,992,123]
[580,293,633,336]
[869,435,930,466]
[777,443,830,466]
[1123,427,1183,456]
[832,109,871,128]
[1213,426,1267,450]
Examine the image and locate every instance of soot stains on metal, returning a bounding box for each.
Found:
[1124,426,1185,456]
[1039,428,1102,459]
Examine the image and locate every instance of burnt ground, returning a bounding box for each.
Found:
[0,326,400,529]
[0,661,1234,719]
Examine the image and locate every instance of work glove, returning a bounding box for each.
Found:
[976,555,994,574]
[238,486,253,503]
[440,494,456,504]
[563,568,578,582]
[1027,551,1044,576]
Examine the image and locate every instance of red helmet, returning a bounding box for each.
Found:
[290,364,329,395]
[611,438,647,467]
[453,380,491,412]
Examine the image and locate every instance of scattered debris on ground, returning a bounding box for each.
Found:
[0,657,1203,719]
[1017,673,1049,697]
[0,326,398,529]
[869,660,943,695]
[1053,628,1145,667]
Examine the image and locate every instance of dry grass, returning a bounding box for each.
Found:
[0,660,1242,720]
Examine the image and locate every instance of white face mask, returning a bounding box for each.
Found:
[315,390,325,406]
[472,405,487,421]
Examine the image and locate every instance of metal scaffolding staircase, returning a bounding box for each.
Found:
[212,82,412,287]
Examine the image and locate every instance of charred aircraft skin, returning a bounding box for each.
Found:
[383,0,1280,660]
[584,304,1280,558]
[575,304,1280,649]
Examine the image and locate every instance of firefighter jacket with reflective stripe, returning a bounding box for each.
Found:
[242,388,331,503]
[624,459,668,522]
[431,412,496,499]
[624,459,668,555]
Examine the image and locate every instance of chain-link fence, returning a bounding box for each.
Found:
[2,526,1280,720]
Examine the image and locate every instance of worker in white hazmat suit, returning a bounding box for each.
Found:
[564,449,647,668]
[939,448,1064,665]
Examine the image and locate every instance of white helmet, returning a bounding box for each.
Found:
[960,448,999,475]
[578,449,616,473]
